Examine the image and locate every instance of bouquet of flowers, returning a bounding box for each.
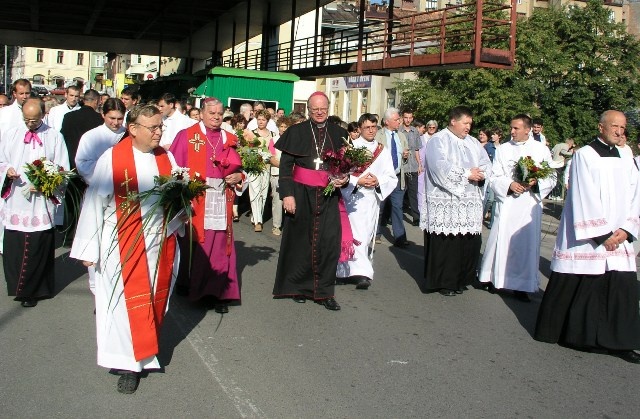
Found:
[22,157,77,204]
[514,156,554,183]
[238,136,272,176]
[322,138,373,195]
[128,167,209,220]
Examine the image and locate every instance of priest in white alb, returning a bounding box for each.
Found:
[70,105,183,393]
[478,114,556,302]
[336,113,397,290]
[534,110,640,364]
[0,98,69,308]
[420,106,491,296]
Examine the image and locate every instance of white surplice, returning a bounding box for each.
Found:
[70,147,180,372]
[478,139,556,292]
[551,142,640,275]
[337,137,397,280]
[0,123,69,232]
[420,128,491,235]
[75,123,126,184]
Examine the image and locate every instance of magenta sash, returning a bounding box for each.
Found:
[292,166,360,262]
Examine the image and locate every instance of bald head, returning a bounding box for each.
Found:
[22,99,44,118]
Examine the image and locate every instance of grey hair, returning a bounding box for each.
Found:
[239,103,253,114]
[199,97,223,111]
[426,120,438,128]
[383,107,400,123]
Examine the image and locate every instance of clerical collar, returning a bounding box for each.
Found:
[67,104,75,110]
[313,121,326,129]
[30,122,43,132]
[589,137,620,158]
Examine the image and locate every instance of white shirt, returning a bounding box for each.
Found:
[160,111,196,148]
[0,102,25,140]
[75,124,126,184]
[45,103,81,132]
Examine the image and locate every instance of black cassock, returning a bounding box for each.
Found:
[272,120,348,300]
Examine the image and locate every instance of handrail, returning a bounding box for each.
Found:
[221,0,515,74]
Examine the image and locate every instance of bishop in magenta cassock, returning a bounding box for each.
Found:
[169,98,245,314]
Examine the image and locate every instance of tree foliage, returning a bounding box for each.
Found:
[397,0,640,145]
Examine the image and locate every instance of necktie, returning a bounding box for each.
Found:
[391,131,398,170]
[24,130,42,149]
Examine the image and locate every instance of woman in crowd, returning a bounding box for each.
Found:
[347,121,360,141]
[243,109,275,232]
[268,116,292,236]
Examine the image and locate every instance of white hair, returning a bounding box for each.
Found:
[384,107,400,123]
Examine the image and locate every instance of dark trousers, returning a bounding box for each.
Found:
[405,171,419,221]
[377,174,406,242]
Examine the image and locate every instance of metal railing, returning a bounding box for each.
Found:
[222,0,515,75]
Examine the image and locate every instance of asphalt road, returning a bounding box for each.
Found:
[1,200,639,418]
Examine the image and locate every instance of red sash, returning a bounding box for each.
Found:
[353,142,384,177]
[112,137,176,362]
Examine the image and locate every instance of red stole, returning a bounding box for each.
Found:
[185,124,240,254]
[112,137,176,362]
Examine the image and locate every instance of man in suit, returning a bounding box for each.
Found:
[60,89,104,170]
[375,107,410,247]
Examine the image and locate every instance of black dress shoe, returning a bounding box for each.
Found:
[513,291,531,302]
[612,350,640,364]
[355,276,371,290]
[438,289,456,297]
[213,304,229,314]
[393,240,409,248]
[478,281,496,294]
[292,296,306,303]
[320,297,341,311]
[21,300,37,307]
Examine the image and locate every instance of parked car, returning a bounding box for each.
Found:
[31,84,50,97]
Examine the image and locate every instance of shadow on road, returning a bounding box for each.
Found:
[53,253,88,296]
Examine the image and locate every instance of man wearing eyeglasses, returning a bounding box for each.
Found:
[71,104,185,393]
[0,98,69,308]
[336,113,397,290]
[272,91,349,311]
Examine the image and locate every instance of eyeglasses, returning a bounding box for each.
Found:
[135,123,164,133]
[309,108,328,114]
[427,126,437,130]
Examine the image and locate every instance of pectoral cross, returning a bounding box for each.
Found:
[189,133,205,152]
[314,157,323,170]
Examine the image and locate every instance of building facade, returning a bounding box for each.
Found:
[10,46,93,90]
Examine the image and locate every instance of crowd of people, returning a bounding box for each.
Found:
[1,78,639,395]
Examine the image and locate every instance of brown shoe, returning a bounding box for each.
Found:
[254,223,263,232]
[272,227,281,236]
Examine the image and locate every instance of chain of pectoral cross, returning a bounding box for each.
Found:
[310,121,327,170]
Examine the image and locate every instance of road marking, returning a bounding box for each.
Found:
[169,305,266,419]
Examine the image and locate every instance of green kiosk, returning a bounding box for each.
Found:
[193,67,300,114]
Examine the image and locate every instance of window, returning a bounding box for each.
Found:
[137,55,142,64]
[77,53,84,66]
[94,54,105,67]
[425,0,438,10]
[32,74,45,84]
[36,49,44,62]
[56,51,64,64]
